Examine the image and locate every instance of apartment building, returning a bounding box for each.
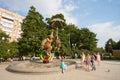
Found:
[0,8,25,42]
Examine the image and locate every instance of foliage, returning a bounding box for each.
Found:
[114,40,120,50]
[18,6,48,57]
[46,13,66,26]
[103,56,120,60]
[105,38,120,54]
[105,38,116,53]
[0,42,9,60]
[93,47,105,53]
[17,6,98,57]
[78,28,97,51]
[0,29,9,60]
[0,29,9,40]
[65,25,97,51]
[9,41,19,57]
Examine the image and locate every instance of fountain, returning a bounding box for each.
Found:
[40,32,55,63]
[6,18,76,74]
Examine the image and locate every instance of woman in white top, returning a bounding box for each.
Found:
[96,53,101,66]
[81,52,85,64]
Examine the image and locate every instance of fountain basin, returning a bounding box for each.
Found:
[6,59,76,74]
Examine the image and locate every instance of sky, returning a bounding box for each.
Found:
[0,0,120,48]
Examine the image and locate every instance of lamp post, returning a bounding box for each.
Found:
[72,43,77,58]
[2,37,5,41]
[72,43,76,49]
[108,41,112,59]
[0,37,5,42]
[68,33,71,47]
[0,37,5,62]
[108,41,112,53]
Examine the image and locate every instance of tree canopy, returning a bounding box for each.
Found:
[0,29,18,60]
[18,6,49,57]
[105,38,120,53]
[17,6,98,57]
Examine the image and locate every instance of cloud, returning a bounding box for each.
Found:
[64,3,77,12]
[87,22,120,48]
[1,0,78,25]
[2,0,120,48]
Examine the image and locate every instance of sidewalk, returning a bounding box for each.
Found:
[0,60,120,80]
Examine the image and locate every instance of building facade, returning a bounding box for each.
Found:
[0,8,25,42]
[112,50,120,56]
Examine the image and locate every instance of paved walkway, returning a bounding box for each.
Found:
[0,60,120,80]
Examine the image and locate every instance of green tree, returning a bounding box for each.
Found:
[76,28,97,51]
[64,24,80,55]
[93,47,105,53]
[46,13,66,25]
[17,6,98,58]
[115,40,120,49]
[18,6,48,57]
[105,38,116,53]
[0,29,9,41]
[0,29,10,60]
[8,41,19,57]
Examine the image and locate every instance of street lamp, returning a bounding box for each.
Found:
[72,43,77,58]
[68,33,71,47]
[108,41,112,59]
[0,37,5,62]
[0,37,5,42]
[108,41,112,53]
[72,43,76,48]
[2,37,5,41]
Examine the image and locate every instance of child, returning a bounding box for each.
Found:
[60,59,67,73]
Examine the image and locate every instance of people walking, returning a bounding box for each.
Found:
[90,54,96,71]
[85,53,91,72]
[96,53,101,66]
[81,52,85,65]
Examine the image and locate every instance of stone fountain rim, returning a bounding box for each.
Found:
[6,59,76,74]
